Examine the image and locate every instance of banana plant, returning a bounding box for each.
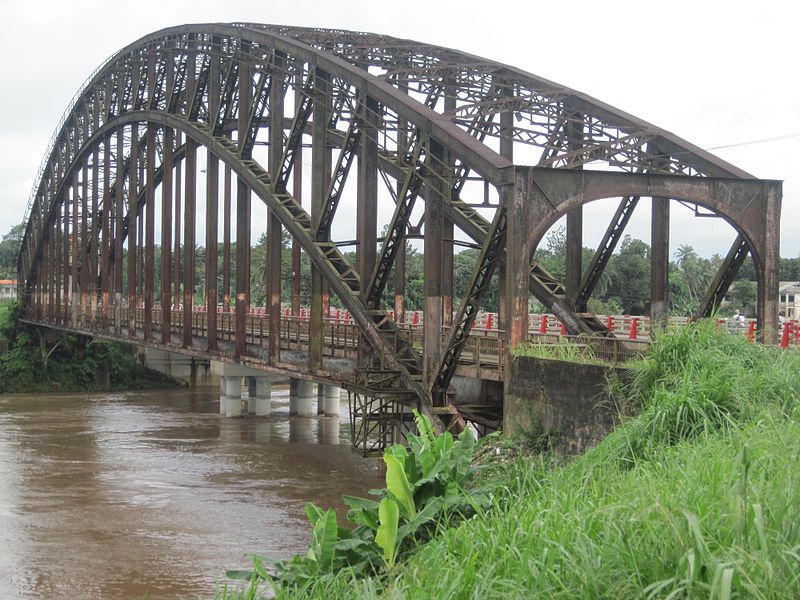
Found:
[238,412,491,588]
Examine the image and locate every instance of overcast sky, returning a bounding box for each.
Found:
[1,0,797,261]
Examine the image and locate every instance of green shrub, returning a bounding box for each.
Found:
[227,412,490,595]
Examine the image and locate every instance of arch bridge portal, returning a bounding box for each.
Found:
[16,24,781,440]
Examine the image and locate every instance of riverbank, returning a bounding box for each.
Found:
[0,301,179,393]
[222,321,800,599]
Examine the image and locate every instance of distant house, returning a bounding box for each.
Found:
[780,281,800,319]
[0,279,16,300]
[722,281,799,319]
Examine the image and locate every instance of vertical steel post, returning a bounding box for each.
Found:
[71,170,79,326]
[128,126,139,338]
[291,71,303,316]
[759,183,782,344]
[161,127,173,344]
[206,41,221,351]
[102,135,112,330]
[424,138,445,392]
[183,138,196,348]
[498,87,513,331]
[114,128,125,332]
[394,83,408,324]
[54,203,62,323]
[90,144,99,328]
[62,192,69,324]
[565,112,584,303]
[235,58,252,358]
[174,131,183,312]
[144,125,156,341]
[441,84,456,326]
[267,58,284,363]
[80,162,89,327]
[650,197,670,330]
[357,96,378,302]
[309,68,329,372]
[506,168,530,348]
[223,164,231,311]
[206,150,219,351]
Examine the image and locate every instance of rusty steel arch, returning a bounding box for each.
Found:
[17,23,781,427]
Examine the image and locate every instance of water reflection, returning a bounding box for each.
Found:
[0,385,382,599]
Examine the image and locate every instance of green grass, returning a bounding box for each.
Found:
[0,300,13,332]
[511,339,606,364]
[218,322,800,599]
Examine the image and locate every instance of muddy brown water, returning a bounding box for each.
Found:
[0,385,383,599]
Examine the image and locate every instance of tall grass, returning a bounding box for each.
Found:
[229,323,800,599]
[512,340,605,365]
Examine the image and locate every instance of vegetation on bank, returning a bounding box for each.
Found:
[0,301,179,393]
[511,338,607,364]
[216,321,800,599]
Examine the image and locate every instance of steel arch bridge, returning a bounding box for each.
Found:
[17,23,781,432]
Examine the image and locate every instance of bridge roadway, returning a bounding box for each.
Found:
[25,306,506,382]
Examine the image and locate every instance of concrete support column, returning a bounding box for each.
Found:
[650,197,670,330]
[224,376,243,417]
[247,377,257,414]
[295,380,316,417]
[254,377,272,417]
[322,384,341,416]
[289,378,299,414]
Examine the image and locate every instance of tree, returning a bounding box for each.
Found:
[605,235,650,315]
[0,223,25,279]
[728,280,757,317]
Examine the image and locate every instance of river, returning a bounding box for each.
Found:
[0,384,383,599]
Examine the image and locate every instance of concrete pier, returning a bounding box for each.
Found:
[223,376,243,417]
[295,380,316,417]
[252,376,272,416]
[289,379,299,414]
[322,385,341,416]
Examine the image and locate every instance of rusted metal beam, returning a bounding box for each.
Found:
[356,96,378,293]
[173,132,183,313]
[574,196,639,312]
[235,59,252,358]
[423,139,445,391]
[102,135,111,331]
[223,164,232,311]
[650,196,670,330]
[114,128,125,332]
[161,127,173,344]
[205,151,219,351]
[183,138,196,348]
[310,68,329,372]
[267,52,285,363]
[128,126,139,338]
[144,125,156,341]
[697,235,750,319]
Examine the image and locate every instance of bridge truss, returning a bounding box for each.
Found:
[17,24,781,433]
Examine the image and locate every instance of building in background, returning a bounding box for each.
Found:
[779,282,800,319]
[0,280,16,300]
